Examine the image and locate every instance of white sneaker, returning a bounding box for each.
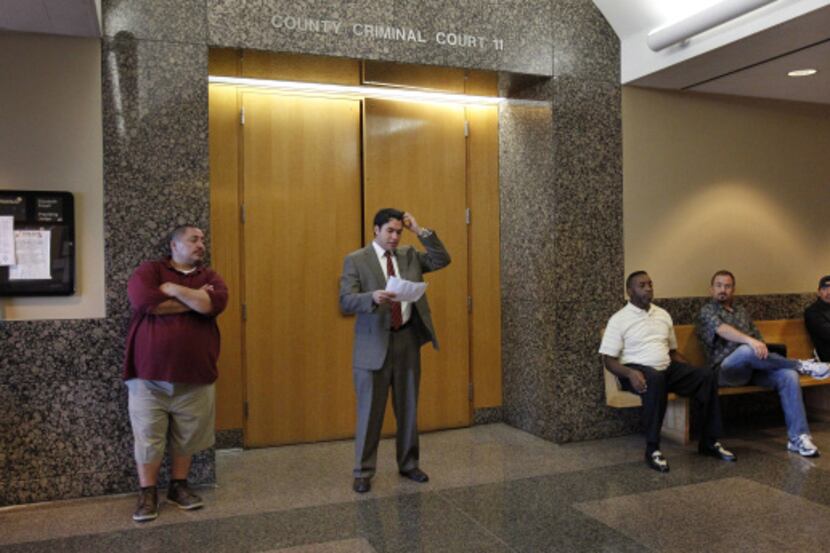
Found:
[797,360,830,380]
[787,434,820,457]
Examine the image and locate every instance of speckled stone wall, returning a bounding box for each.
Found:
[207,0,553,76]
[499,1,639,443]
[0,0,214,507]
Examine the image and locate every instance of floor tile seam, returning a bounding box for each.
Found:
[0,486,457,548]
[433,490,520,553]
[0,451,698,520]
[0,489,496,550]
[741,471,830,508]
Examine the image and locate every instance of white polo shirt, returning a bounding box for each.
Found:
[599,302,677,371]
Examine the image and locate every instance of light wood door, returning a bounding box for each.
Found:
[465,105,501,409]
[363,98,471,431]
[209,84,244,430]
[242,91,361,446]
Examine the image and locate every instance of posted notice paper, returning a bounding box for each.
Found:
[385,276,427,303]
[9,229,51,280]
[0,216,13,266]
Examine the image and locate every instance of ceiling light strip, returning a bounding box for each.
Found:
[208,75,503,105]
[787,68,817,77]
[647,0,777,52]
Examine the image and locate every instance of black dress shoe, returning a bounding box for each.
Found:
[399,468,429,483]
[353,477,371,493]
[645,450,670,473]
[699,441,737,462]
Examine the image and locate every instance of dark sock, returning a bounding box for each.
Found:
[170,479,187,487]
[646,442,660,456]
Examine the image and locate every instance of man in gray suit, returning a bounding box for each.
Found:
[339,208,451,493]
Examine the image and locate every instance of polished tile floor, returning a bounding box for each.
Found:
[1,422,829,552]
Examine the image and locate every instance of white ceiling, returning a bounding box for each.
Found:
[0,0,100,38]
[594,0,830,105]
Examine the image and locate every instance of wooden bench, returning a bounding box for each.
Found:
[604,319,830,444]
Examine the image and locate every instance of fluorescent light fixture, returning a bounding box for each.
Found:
[787,68,817,77]
[647,0,777,52]
[208,75,503,105]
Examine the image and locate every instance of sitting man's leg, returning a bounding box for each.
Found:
[665,361,736,462]
[718,344,756,387]
[621,364,670,472]
[723,344,829,379]
[751,368,819,457]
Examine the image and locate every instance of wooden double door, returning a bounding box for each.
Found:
[212,86,473,446]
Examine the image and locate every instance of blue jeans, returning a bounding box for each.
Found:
[719,344,809,439]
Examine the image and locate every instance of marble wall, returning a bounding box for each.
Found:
[500,1,639,442]
[206,0,553,76]
[0,1,216,507]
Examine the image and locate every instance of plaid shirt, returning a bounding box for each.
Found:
[696,300,762,368]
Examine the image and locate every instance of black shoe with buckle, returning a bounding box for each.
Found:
[645,450,670,473]
[353,477,371,493]
[167,480,204,510]
[133,487,159,522]
[699,441,737,462]
[399,468,429,483]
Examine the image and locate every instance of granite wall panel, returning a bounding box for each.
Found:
[659,293,816,325]
[102,0,208,43]
[501,298,559,438]
[0,1,214,506]
[499,1,629,444]
[499,101,555,303]
[550,0,619,83]
[207,0,553,76]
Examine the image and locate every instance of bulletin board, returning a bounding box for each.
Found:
[0,190,75,296]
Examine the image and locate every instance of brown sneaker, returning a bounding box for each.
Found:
[166,481,204,510]
[133,487,158,522]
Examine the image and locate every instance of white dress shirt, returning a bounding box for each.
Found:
[371,240,411,324]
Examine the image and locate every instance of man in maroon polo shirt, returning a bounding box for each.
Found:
[123,225,228,522]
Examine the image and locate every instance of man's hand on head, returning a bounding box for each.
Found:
[402,212,422,235]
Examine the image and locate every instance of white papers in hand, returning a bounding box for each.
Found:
[385,276,427,302]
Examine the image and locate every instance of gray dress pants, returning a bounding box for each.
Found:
[353,325,421,478]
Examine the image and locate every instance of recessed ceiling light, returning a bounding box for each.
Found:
[787,69,818,77]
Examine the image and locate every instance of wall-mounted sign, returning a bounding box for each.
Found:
[0,190,75,296]
[206,1,553,77]
[271,15,505,51]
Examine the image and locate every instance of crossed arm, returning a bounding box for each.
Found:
[152,283,215,315]
[128,263,225,317]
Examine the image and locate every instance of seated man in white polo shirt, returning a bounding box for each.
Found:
[600,271,736,472]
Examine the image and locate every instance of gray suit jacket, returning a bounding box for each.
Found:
[339,232,451,370]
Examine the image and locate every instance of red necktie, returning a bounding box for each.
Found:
[385,251,403,330]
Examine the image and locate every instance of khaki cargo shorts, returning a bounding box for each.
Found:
[127,379,215,464]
